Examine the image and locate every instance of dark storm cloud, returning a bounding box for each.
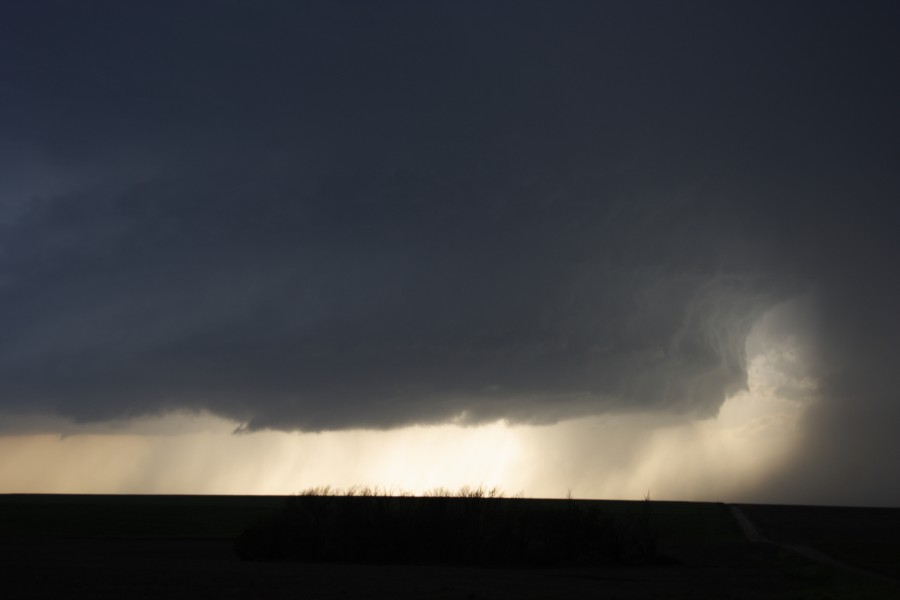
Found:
[1,0,898,475]
[0,163,782,430]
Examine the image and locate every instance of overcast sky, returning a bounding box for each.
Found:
[1,1,898,504]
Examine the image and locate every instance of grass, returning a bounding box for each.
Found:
[739,503,900,580]
[0,489,737,550]
[0,494,283,538]
[235,486,659,566]
[3,492,899,598]
[760,543,900,600]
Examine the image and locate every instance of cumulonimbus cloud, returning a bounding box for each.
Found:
[0,0,897,504]
[0,165,797,431]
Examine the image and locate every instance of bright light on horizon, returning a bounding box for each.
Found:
[0,302,816,501]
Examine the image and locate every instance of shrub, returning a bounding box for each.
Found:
[235,487,657,566]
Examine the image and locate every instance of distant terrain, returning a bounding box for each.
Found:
[1,494,898,599]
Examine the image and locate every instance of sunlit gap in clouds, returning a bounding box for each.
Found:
[0,299,817,500]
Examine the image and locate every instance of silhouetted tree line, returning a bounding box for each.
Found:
[235,492,657,566]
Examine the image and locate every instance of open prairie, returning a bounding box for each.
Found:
[1,495,898,599]
[738,503,900,581]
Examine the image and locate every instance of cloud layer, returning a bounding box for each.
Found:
[1,162,790,430]
[1,2,899,504]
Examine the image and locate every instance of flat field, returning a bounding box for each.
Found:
[1,494,897,599]
[0,493,283,538]
[739,503,900,580]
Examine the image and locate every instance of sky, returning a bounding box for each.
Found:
[1,1,898,504]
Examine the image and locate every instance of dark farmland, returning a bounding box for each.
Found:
[739,503,900,580]
[1,495,899,599]
[0,494,284,539]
